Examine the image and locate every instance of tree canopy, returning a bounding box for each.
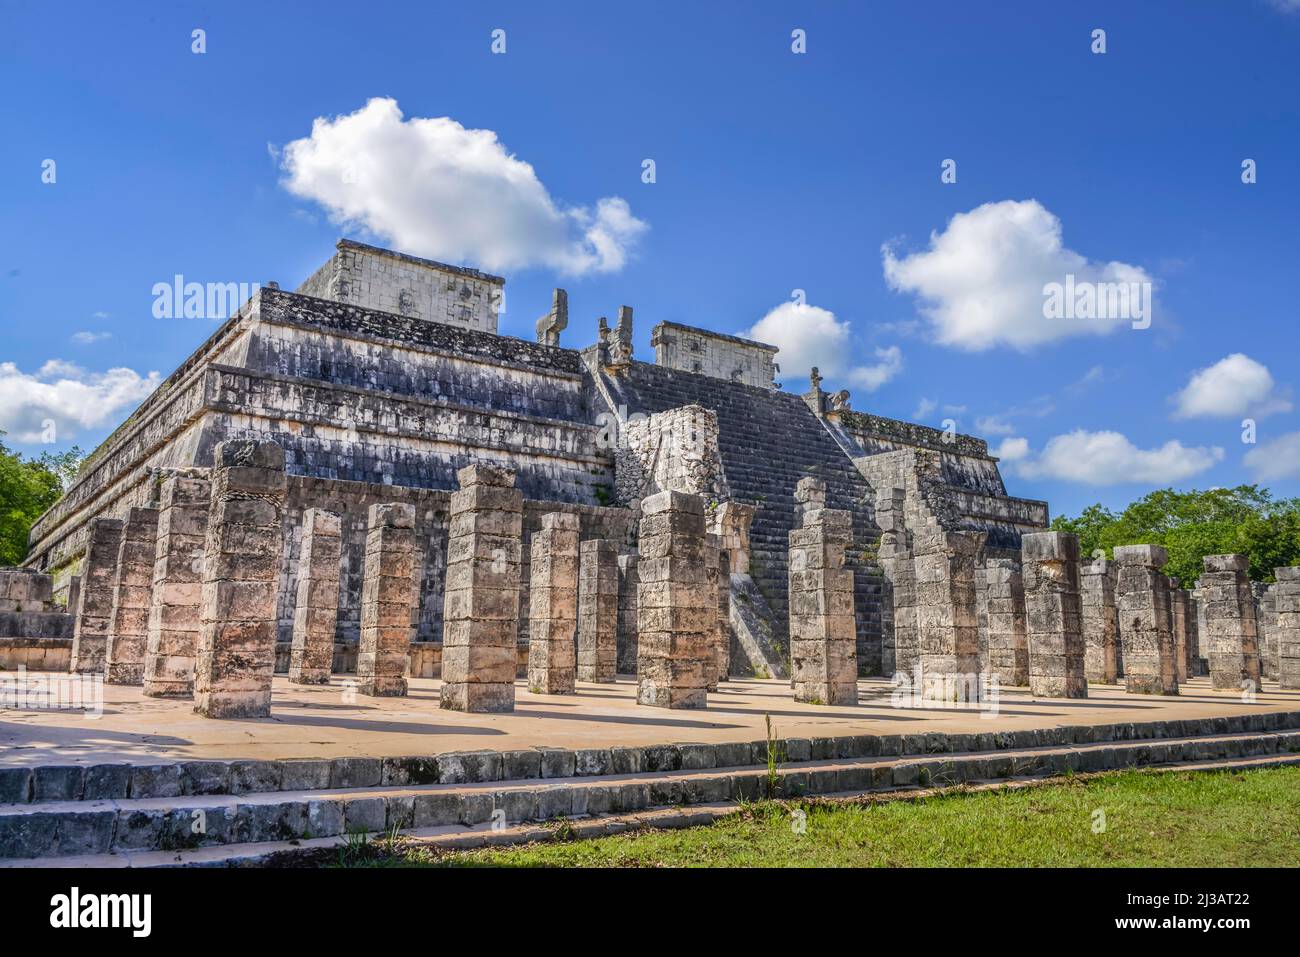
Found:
[1050,485,1300,586]
[0,435,80,567]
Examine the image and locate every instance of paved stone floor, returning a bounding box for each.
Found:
[2,675,1297,766]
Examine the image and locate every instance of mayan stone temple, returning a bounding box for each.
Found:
[3,237,1298,866]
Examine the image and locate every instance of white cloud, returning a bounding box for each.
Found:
[278,97,647,276]
[976,415,1016,436]
[1171,353,1291,419]
[0,360,161,443]
[1014,430,1223,485]
[881,199,1155,351]
[912,397,938,420]
[71,331,112,345]
[1244,431,1300,482]
[744,302,902,393]
[993,436,1030,462]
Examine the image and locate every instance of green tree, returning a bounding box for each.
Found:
[0,434,66,566]
[1051,485,1300,585]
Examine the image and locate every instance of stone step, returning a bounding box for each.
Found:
[6,743,1298,868]
[7,710,1297,808]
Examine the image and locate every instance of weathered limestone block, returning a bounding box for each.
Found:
[104,506,160,685]
[616,552,640,675]
[1021,532,1087,698]
[69,518,123,674]
[1114,544,1178,695]
[289,508,342,685]
[875,487,916,676]
[1183,588,1202,676]
[787,479,858,706]
[985,558,1028,686]
[913,526,983,699]
[636,490,711,709]
[442,463,523,713]
[193,440,287,719]
[703,533,724,690]
[143,475,210,697]
[1079,559,1118,684]
[577,537,618,683]
[1200,554,1262,692]
[526,512,580,694]
[1275,567,1300,690]
[358,503,416,697]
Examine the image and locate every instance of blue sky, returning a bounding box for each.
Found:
[2,0,1298,519]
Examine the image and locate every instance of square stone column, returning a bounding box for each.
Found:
[985,558,1028,686]
[711,532,731,683]
[527,513,580,694]
[69,518,123,674]
[875,488,916,676]
[913,526,984,699]
[1200,554,1262,692]
[703,533,724,690]
[441,463,523,713]
[1274,567,1300,690]
[636,490,711,709]
[788,483,858,706]
[1021,532,1087,698]
[1114,544,1178,695]
[288,508,342,685]
[1080,559,1118,684]
[193,440,287,719]
[358,503,416,697]
[1255,583,1278,681]
[104,506,160,685]
[143,475,210,697]
[616,552,640,675]
[1168,579,1192,683]
[1183,588,1201,676]
[577,537,619,683]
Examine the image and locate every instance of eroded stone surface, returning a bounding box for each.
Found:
[1114,545,1178,696]
[1200,554,1262,693]
[1021,532,1086,698]
[527,513,580,694]
[143,475,210,697]
[358,503,416,697]
[577,538,618,684]
[289,508,342,685]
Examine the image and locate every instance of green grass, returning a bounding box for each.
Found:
[345,765,1300,868]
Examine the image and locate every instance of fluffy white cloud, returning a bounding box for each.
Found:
[993,436,1030,462]
[1171,353,1291,419]
[0,360,161,443]
[278,97,647,276]
[1244,431,1300,481]
[976,415,1016,436]
[882,200,1154,351]
[71,331,111,345]
[744,302,902,392]
[1014,430,1223,485]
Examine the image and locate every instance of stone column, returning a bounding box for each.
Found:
[703,533,723,691]
[616,552,640,675]
[104,506,160,685]
[1275,567,1300,690]
[577,537,619,683]
[69,518,123,674]
[1021,532,1087,698]
[1255,583,1278,681]
[1183,588,1202,677]
[985,558,1028,686]
[712,532,731,683]
[875,487,916,676]
[913,526,984,699]
[143,475,210,697]
[1114,545,1178,695]
[787,479,858,705]
[193,440,287,719]
[1079,558,1118,684]
[441,463,523,713]
[713,501,754,575]
[357,503,416,697]
[288,508,342,684]
[636,490,710,709]
[1169,580,1191,683]
[526,513,580,694]
[1200,554,1262,692]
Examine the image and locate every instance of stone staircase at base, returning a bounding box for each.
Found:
[4,711,1298,866]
